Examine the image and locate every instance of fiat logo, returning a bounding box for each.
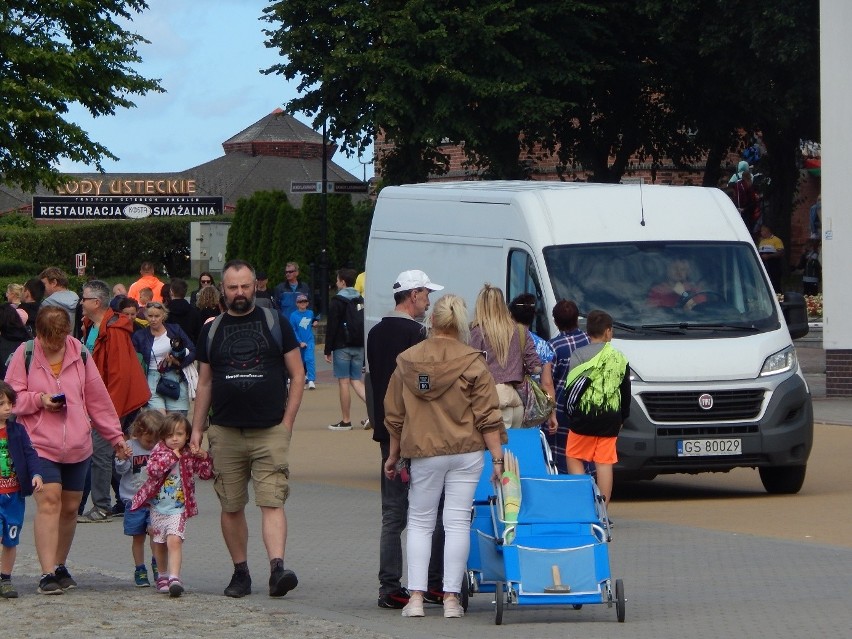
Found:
[698,393,714,410]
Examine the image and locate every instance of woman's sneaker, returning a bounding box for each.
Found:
[307,381,316,390]
[443,594,464,618]
[401,593,425,617]
[37,574,63,595]
[327,421,352,431]
[54,565,77,590]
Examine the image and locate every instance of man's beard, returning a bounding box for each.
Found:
[227,293,254,313]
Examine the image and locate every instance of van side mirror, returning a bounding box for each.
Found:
[780,291,809,340]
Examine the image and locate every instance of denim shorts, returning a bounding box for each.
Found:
[37,457,91,491]
[0,493,25,547]
[332,347,364,380]
[123,500,150,536]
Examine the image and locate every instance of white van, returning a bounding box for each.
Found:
[365,181,813,494]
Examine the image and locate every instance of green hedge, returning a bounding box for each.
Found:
[0,216,227,293]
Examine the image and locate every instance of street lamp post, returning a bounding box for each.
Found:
[319,116,329,320]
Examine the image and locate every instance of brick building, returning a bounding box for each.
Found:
[375,135,821,268]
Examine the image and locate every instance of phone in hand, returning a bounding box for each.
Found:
[50,393,66,405]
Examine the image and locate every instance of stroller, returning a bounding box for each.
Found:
[466,429,625,624]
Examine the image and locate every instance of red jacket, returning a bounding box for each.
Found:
[130,441,212,518]
[81,309,150,418]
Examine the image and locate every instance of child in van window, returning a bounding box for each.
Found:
[563,311,631,507]
[0,380,43,598]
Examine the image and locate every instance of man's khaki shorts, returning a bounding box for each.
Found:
[207,421,292,512]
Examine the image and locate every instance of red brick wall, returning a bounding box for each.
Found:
[375,134,820,262]
[826,350,852,397]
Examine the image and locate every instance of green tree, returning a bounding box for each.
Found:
[0,1,163,191]
[640,0,820,243]
[262,0,600,182]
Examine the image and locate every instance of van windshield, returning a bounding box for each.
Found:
[543,242,780,337]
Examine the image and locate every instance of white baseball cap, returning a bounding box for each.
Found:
[392,270,444,293]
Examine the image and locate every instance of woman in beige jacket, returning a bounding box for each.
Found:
[384,294,506,619]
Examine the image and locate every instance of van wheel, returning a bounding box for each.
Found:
[759,465,807,494]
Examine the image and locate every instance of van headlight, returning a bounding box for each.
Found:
[760,346,797,377]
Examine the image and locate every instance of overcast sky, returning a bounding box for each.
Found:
[59,0,374,181]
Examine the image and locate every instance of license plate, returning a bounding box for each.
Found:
[677,438,742,457]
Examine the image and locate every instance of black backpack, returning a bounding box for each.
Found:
[336,294,364,347]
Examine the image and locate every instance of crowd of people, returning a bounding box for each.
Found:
[0,261,309,600]
[0,258,633,625]
[727,158,822,297]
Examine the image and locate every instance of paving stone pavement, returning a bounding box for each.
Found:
[4,344,851,638]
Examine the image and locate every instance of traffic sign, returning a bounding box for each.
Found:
[76,253,87,269]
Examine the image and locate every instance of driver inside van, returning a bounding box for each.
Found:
[647,258,706,311]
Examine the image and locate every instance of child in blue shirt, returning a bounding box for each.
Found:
[290,293,317,390]
[0,380,43,598]
[115,410,165,588]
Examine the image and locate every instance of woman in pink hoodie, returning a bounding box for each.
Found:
[4,306,130,595]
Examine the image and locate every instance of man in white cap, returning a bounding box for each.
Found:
[366,269,447,610]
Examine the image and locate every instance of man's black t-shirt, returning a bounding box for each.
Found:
[196,306,300,429]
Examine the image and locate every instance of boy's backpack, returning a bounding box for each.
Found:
[336,294,364,347]
[206,306,283,355]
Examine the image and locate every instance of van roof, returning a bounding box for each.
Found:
[377,181,747,244]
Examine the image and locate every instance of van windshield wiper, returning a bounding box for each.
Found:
[642,322,761,332]
[612,320,640,333]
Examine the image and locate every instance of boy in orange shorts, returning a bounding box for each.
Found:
[563,310,631,505]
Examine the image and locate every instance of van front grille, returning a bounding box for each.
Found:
[640,389,765,423]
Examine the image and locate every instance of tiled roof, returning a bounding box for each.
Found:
[223,108,324,147]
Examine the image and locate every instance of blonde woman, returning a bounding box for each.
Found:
[469,284,541,428]
[196,285,221,325]
[384,294,506,618]
[5,283,28,325]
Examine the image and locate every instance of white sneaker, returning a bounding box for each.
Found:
[361,418,372,430]
[443,594,464,618]
[307,381,316,390]
[402,595,425,617]
[328,421,353,431]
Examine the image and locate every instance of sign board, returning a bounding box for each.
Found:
[290,181,368,194]
[332,181,369,194]
[32,195,224,220]
[75,253,87,269]
[291,181,324,193]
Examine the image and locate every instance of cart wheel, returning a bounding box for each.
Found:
[572,604,583,610]
[615,578,626,623]
[460,571,470,612]
[495,581,504,625]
